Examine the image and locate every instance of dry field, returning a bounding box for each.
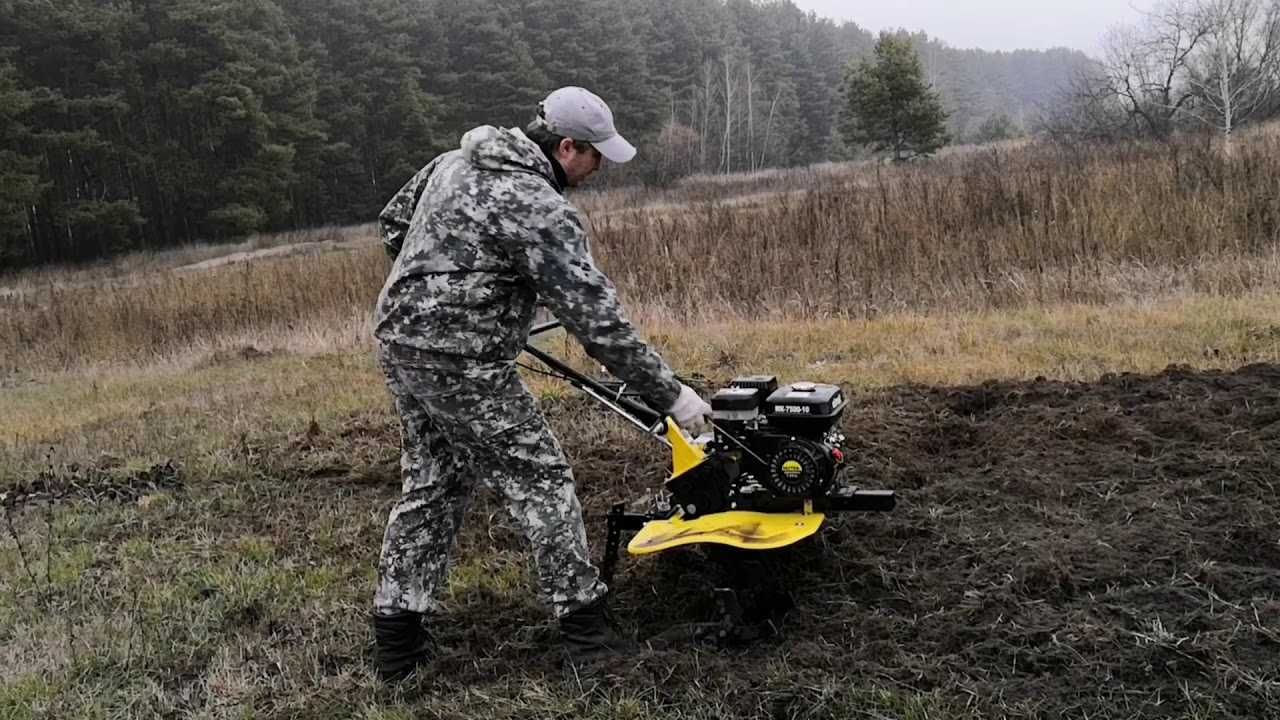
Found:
[2,128,1280,719]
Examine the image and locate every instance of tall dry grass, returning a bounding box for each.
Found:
[3,127,1280,372]
[0,223,373,294]
[1,245,387,371]
[594,129,1280,318]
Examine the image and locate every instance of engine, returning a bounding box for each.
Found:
[706,375,847,499]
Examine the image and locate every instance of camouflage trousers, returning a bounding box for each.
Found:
[373,343,608,618]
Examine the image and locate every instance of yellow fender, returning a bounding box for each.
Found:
[627,510,825,554]
[638,417,824,554]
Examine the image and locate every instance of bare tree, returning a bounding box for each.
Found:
[721,51,737,173]
[756,86,782,170]
[1041,66,1138,141]
[1048,0,1280,143]
[745,60,755,172]
[1185,0,1280,152]
[697,60,717,172]
[1099,0,1211,138]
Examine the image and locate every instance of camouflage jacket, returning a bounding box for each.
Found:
[374,125,680,410]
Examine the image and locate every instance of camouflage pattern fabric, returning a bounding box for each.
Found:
[375,124,680,410]
[373,344,607,618]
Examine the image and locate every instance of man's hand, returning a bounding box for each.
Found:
[667,384,712,435]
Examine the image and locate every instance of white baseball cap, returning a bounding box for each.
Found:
[538,86,636,163]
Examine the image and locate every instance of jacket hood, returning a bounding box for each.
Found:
[461,126,557,186]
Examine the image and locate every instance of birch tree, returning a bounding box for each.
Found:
[1186,0,1280,152]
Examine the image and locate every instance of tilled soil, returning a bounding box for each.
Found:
[432,363,1280,718]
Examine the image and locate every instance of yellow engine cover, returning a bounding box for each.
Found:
[627,511,825,555]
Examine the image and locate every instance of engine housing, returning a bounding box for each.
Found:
[707,375,847,501]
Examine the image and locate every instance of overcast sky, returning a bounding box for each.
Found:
[790,1,1157,55]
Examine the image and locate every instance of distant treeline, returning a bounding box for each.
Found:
[0,0,1092,267]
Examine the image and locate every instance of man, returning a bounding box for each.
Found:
[370,86,712,681]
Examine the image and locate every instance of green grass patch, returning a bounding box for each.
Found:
[0,674,58,720]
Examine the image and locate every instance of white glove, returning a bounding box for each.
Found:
[667,384,712,435]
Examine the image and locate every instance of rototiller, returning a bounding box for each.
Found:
[522,322,896,597]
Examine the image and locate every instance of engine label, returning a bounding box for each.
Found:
[774,405,812,414]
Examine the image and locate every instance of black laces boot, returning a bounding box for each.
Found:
[559,595,633,665]
[372,610,434,682]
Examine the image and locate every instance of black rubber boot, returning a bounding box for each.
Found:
[559,595,633,665]
[372,610,434,682]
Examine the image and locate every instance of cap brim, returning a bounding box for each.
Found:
[592,134,636,164]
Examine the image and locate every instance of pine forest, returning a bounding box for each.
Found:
[0,0,1091,267]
